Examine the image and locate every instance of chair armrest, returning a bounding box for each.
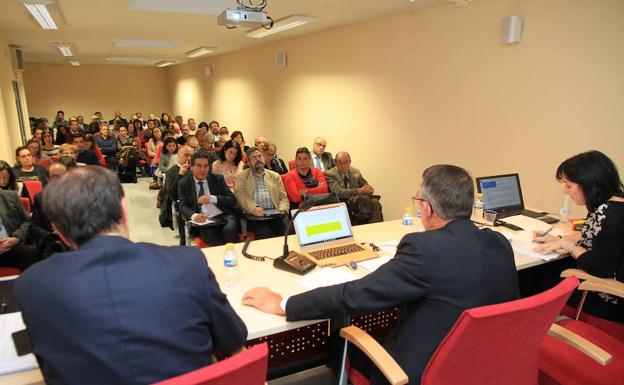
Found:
[560,268,600,281]
[578,279,624,300]
[340,326,408,385]
[548,324,612,366]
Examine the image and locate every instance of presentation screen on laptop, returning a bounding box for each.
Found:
[293,203,353,247]
[477,174,524,211]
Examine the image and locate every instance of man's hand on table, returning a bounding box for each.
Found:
[242,287,285,316]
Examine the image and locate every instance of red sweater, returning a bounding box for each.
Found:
[283,168,328,203]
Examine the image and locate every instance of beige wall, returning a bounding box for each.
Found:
[168,0,624,220]
[0,41,30,161]
[23,64,170,125]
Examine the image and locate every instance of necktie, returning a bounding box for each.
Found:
[198,181,205,197]
[343,174,349,188]
[315,156,322,169]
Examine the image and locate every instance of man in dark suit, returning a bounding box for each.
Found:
[15,166,247,385]
[178,152,239,246]
[165,144,193,244]
[243,164,520,385]
[311,136,335,171]
[326,151,383,224]
[0,190,40,270]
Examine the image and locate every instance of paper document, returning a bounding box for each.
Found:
[359,256,393,272]
[375,240,400,255]
[189,217,215,226]
[508,238,560,262]
[0,312,38,376]
[297,268,358,290]
[500,215,563,234]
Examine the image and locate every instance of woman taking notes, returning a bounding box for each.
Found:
[533,150,623,321]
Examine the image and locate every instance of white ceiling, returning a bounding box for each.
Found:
[0,0,461,67]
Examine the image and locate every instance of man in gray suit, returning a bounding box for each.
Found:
[326,151,383,224]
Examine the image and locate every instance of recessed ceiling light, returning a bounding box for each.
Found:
[155,60,175,67]
[23,0,58,30]
[54,43,74,57]
[114,39,182,48]
[68,60,80,66]
[106,57,153,62]
[185,46,216,58]
[246,15,314,38]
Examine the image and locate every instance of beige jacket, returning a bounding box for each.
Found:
[234,168,290,214]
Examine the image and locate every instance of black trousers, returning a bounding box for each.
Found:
[247,217,287,240]
[196,214,239,246]
[0,244,41,271]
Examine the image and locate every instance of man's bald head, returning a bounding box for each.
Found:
[48,162,68,179]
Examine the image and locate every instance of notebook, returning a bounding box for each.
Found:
[293,202,378,267]
[475,173,546,219]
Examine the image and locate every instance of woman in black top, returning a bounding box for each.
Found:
[534,150,624,321]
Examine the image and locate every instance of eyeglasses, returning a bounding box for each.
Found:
[411,196,426,204]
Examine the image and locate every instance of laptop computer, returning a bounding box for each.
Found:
[475,173,547,220]
[292,202,378,267]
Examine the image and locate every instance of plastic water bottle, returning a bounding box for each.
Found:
[402,207,414,226]
[223,243,239,287]
[559,195,571,224]
[473,193,484,218]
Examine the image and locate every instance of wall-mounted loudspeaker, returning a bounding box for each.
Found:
[502,16,522,44]
[205,65,212,76]
[275,52,287,68]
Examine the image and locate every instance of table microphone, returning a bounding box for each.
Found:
[273,193,340,274]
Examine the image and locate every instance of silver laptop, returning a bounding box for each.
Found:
[293,202,378,267]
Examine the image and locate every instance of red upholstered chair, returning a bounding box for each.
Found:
[288,160,295,170]
[151,343,268,385]
[338,277,580,385]
[22,180,43,205]
[34,158,52,168]
[0,267,20,277]
[20,197,31,214]
[539,274,624,385]
[558,268,624,342]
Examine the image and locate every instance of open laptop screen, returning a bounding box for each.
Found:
[293,203,353,248]
[476,173,525,212]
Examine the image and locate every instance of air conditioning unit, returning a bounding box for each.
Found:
[9,45,24,72]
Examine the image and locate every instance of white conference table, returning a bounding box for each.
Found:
[0,217,570,385]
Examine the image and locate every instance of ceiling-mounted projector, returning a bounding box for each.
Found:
[217,9,268,27]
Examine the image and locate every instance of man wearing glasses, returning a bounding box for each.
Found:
[243,164,519,385]
[234,147,289,239]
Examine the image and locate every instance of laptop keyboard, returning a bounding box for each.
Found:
[497,209,545,219]
[309,243,365,260]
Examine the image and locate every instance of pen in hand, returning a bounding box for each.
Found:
[540,226,554,238]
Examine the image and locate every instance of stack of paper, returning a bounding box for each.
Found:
[0,312,38,375]
[508,238,560,261]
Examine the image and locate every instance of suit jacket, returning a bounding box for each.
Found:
[234,168,290,214]
[77,150,100,166]
[0,190,29,243]
[165,164,183,201]
[311,152,335,171]
[325,166,369,200]
[178,173,237,221]
[15,235,247,385]
[29,192,51,244]
[286,220,519,385]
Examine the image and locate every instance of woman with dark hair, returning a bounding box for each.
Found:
[0,160,18,191]
[283,147,328,207]
[161,113,171,128]
[116,126,139,183]
[157,137,178,176]
[230,130,250,153]
[83,134,107,167]
[211,139,244,191]
[534,150,624,321]
[41,130,60,157]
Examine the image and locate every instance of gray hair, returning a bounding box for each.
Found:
[420,165,474,220]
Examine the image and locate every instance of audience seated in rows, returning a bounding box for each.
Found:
[283,147,328,207]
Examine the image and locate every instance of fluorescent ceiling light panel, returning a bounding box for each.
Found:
[23,0,58,29]
[106,56,153,62]
[185,46,215,58]
[155,60,175,67]
[247,15,314,38]
[54,43,73,57]
[68,60,80,66]
[114,39,182,48]
[128,0,229,15]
